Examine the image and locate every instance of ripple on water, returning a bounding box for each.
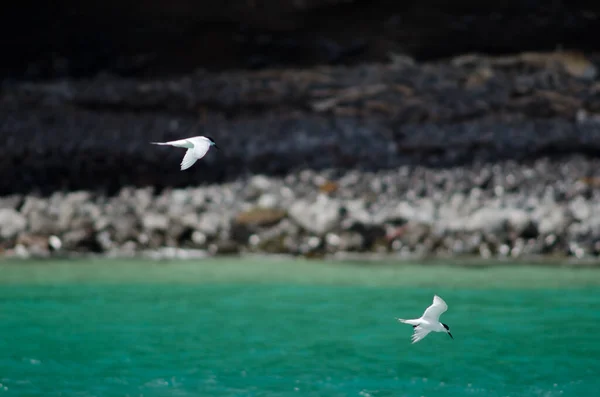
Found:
[0,260,599,397]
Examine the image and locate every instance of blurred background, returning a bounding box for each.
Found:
[1,2,600,396]
[1,0,600,260]
[2,0,600,79]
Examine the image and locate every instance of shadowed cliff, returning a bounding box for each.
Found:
[2,0,600,80]
[1,1,600,196]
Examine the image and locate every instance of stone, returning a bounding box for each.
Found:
[568,195,591,222]
[249,175,272,192]
[343,199,371,225]
[0,195,23,210]
[48,235,62,251]
[332,231,365,252]
[28,212,59,235]
[398,222,431,248]
[3,143,600,260]
[257,193,279,209]
[288,194,342,235]
[62,228,99,251]
[141,212,170,231]
[0,208,27,239]
[234,208,286,228]
[535,205,570,236]
[506,209,536,238]
[392,199,436,224]
[15,234,51,257]
[20,196,46,217]
[196,212,222,236]
[464,207,533,237]
[465,208,508,234]
[191,231,207,246]
[253,219,300,253]
[209,240,240,255]
[111,215,140,243]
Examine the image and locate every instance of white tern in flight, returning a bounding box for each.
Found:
[151,136,219,170]
[397,295,453,343]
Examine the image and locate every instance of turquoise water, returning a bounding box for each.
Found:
[0,258,599,397]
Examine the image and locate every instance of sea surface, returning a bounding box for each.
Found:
[0,257,599,397]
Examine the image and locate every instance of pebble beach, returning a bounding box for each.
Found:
[2,52,600,260]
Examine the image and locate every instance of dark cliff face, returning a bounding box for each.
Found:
[2,0,600,80]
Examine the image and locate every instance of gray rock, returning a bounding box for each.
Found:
[0,208,27,239]
[96,231,114,251]
[465,208,507,234]
[535,205,570,236]
[465,207,532,236]
[141,212,169,231]
[20,196,46,217]
[506,209,535,237]
[13,234,51,257]
[0,195,23,210]
[248,220,296,254]
[51,192,93,231]
[209,240,240,255]
[326,231,365,252]
[343,199,371,225]
[289,194,341,235]
[257,193,279,209]
[249,174,273,192]
[196,212,222,236]
[396,222,431,249]
[391,199,436,224]
[2,147,600,260]
[576,206,600,239]
[295,235,324,256]
[28,212,59,235]
[191,231,207,246]
[62,228,96,250]
[132,188,155,214]
[169,189,192,208]
[48,235,62,251]
[111,215,139,243]
[568,195,591,221]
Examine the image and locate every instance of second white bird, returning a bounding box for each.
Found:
[397,295,453,344]
[151,135,219,170]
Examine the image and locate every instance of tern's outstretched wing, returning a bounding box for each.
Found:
[180,149,199,170]
[151,138,195,149]
[411,325,431,344]
[421,295,448,322]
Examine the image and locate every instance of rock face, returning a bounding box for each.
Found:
[2,1,600,80]
[1,52,600,195]
[2,160,600,260]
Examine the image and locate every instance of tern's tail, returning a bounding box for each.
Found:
[397,318,420,326]
[150,142,168,145]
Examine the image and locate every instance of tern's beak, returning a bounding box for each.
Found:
[448,332,454,340]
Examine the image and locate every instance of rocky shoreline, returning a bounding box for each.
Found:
[2,52,600,261]
[2,154,600,261]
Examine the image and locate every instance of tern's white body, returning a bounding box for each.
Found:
[151,136,218,170]
[397,295,453,343]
